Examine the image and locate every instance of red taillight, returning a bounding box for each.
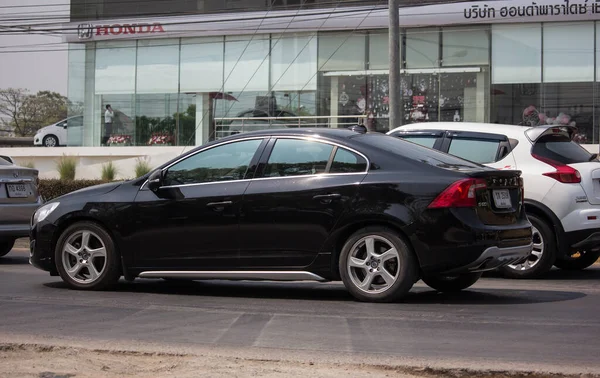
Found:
[428,178,487,209]
[532,154,581,183]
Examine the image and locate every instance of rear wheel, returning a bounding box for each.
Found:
[339,227,418,303]
[554,250,600,271]
[500,214,556,279]
[55,222,121,290]
[0,239,15,257]
[421,272,482,292]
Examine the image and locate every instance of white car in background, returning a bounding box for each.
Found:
[388,122,600,279]
[33,115,82,147]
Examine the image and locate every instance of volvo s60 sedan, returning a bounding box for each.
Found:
[30,129,533,302]
[1,157,42,257]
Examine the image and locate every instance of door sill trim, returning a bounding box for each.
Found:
[137,270,328,282]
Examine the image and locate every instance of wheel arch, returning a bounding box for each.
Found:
[51,215,132,280]
[327,218,422,281]
[524,199,568,258]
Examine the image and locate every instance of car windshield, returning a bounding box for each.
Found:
[354,133,484,170]
[532,134,593,164]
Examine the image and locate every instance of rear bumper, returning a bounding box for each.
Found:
[441,243,533,274]
[565,228,600,251]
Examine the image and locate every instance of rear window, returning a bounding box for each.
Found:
[355,133,483,169]
[532,135,592,164]
[0,157,11,166]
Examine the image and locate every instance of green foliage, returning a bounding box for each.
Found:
[56,155,77,181]
[0,88,67,136]
[134,156,152,177]
[22,161,35,169]
[39,179,106,201]
[101,161,118,181]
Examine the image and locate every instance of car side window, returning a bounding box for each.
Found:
[330,148,367,173]
[163,139,263,186]
[447,138,501,164]
[264,139,333,177]
[399,136,438,149]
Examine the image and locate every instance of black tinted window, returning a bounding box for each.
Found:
[399,136,437,148]
[264,139,333,177]
[164,139,262,185]
[355,133,482,169]
[448,138,501,164]
[532,135,592,164]
[330,148,367,173]
[0,157,11,165]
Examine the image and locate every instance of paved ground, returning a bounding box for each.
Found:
[1,247,600,377]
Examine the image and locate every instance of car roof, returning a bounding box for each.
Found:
[389,122,530,140]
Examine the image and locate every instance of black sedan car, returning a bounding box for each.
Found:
[30,129,532,302]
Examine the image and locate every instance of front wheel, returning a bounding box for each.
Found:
[421,272,482,292]
[43,135,59,147]
[55,222,121,290]
[499,214,556,279]
[339,227,418,303]
[0,239,15,257]
[554,250,600,271]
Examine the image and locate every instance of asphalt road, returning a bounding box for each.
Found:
[1,248,600,375]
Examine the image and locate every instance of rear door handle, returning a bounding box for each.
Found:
[206,201,233,209]
[313,193,342,201]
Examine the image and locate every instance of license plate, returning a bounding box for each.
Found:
[493,189,511,209]
[6,183,30,198]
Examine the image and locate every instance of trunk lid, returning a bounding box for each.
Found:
[466,170,524,225]
[0,165,40,205]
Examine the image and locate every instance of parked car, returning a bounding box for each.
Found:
[33,115,83,147]
[388,122,600,279]
[29,128,532,302]
[0,157,42,257]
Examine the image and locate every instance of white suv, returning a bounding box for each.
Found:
[388,122,600,279]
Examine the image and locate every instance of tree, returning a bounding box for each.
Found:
[0,88,68,136]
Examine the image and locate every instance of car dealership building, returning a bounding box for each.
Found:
[62,0,600,147]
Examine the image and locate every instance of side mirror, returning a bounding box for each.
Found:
[147,170,163,192]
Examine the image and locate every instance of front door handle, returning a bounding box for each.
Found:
[206,201,233,210]
[313,193,342,201]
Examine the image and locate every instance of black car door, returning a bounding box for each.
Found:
[238,137,369,268]
[129,137,267,270]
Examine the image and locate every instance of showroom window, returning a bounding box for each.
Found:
[442,26,489,67]
[405,28,439,69]
[490,24,542,127]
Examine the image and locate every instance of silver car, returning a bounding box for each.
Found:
[0,156,42,257]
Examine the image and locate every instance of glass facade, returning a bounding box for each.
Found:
[67,21,600,147]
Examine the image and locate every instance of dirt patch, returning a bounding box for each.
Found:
[0,343,593,378]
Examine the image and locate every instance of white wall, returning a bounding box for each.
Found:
[0,146,194,180]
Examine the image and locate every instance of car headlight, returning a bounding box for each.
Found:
[32,202,60,225]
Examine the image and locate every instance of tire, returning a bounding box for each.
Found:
[0,239,15,257]
[499,214,556,279]
[422,272,482,292]
[554,250,600,271]
[43,135,59,147]
[339,226,418,303]
[55,221,121,290]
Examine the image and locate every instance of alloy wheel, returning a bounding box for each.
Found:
[62,230,107,284]
[508,225,543,271]
[44,137,57,147]
[347,235,400,294]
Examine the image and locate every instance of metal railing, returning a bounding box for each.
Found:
[214,114,367,139]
